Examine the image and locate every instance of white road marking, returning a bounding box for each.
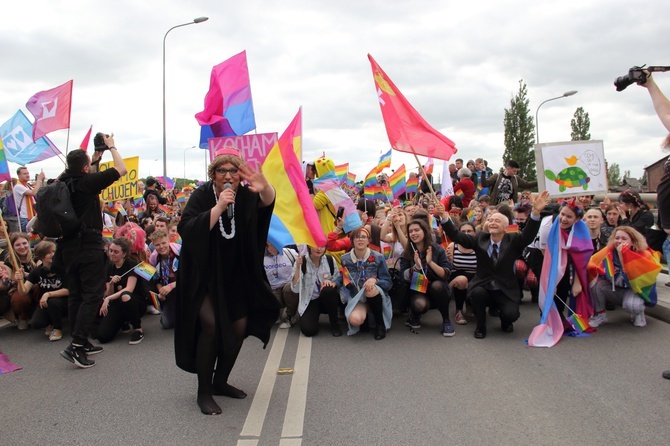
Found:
[281,334,312,440]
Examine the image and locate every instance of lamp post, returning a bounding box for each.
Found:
[183,145,196,181]
[535,90,578,143]
[162,16,209,185]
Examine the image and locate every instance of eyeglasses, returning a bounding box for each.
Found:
[354,235,369,240]
[215,168,239,175]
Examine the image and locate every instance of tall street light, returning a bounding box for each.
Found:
[535,90,578,143]
[162,16,209,185]
[183,145,196,181]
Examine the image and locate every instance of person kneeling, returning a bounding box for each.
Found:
[337,227,393,340]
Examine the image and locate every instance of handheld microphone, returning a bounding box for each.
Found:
[223,183,234,218]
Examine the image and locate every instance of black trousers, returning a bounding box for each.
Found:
[299,287,339,337]
[96,294,147,343]
[30,297,68,330]
[470,286,520,330]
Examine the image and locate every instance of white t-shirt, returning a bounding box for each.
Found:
[12,183,31,219]
[264,248,298,290]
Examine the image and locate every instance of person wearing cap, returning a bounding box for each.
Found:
[487,160,537,205]
[175,147,279,415]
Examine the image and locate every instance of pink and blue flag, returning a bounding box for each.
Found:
[25,80,73,141]
[0,110,61,165]
[313,171,361,233]
[196,50,256,148]
[0,139,11,183]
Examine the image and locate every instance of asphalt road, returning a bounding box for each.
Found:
[2,296,670,446]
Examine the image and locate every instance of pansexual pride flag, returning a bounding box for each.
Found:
[134,262,157,281]
[388,164,406,198]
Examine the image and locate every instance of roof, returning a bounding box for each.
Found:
[644,154,670,171]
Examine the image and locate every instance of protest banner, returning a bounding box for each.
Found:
[99,156,140,202]
[207,133,278,170]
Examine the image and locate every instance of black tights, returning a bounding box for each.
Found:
[409,281,451,320]
[196,294,247,414]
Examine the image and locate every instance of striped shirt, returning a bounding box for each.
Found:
[452,244,477,274]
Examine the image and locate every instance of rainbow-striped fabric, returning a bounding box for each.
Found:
[388,164,406,198]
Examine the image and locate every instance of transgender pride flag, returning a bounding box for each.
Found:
[313,171,361,233]
[196,50,256,147]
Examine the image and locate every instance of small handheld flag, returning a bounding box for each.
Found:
[134,262,157,281]
[410,271,429,293]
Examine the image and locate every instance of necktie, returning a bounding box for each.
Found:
[491,243,499,263]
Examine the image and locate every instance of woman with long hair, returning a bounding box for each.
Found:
[4,232,37,329]
[587,226,661,328]
[399,219,454,336]
[446,222,478,325]
[618,191,654,237]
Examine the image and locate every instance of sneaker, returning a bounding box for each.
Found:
[279,315,298,329]
[454,310,467,325]
[60,344,95,368]
[146,305,161,315]
[632,313,647,327]
[44,325,54,336]
[442,319,455,337]
[589,312,608,328]
[120,322,132,334]
[83,341,104,355]
[17,319,29,330]
[405,314,421,329]
[49,329,63,341]
[129,330,144,345]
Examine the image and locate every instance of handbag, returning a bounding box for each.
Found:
[388,257,409,310]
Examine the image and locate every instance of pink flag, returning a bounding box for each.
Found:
[79,125,92,151]
[26,80,73,141]
[195,50,256,137]
[368,55,457,161]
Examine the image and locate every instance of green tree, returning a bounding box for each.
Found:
[503,80,536,181]
[570,107,591,141]
[606,161,621,187]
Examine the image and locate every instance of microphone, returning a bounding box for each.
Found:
[223,183,234,218]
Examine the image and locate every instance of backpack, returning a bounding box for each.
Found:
[35,180,82,238]
[301,254,335,276]
[1,193,18,217]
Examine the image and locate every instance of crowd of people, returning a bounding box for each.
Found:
[1,72,670,414]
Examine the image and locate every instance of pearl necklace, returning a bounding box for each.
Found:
[213,184,235,239]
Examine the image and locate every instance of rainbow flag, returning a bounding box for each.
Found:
[388,164,406,198]
[149,291,162,311]
[406,177,418,194]
[340,267,352,287]
[382,244,392,259]
[377,149,391,171]
[334,163,348,183]
[28,232,41,248]
[134,262,157,281]
[102,229,114,242]
[175,192,186,204]
[262,108,327,249]
[363,166,378,188]
[104,202,120,218]
[346,172,356,188]
[170,234,182,244]
[364,184,383,200]
[133,197,146,214]
[568,313,590,333]
[588,245,661,305]
[455,189,464,198]
[506,224,519,234]
[0,139,11,183]
[466,209,475,222]
[410,271,429,293]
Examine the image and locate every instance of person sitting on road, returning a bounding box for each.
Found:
[438,192,548,339]
[264,241,299,329]
[336,227,393,340]
[97,238,147,345]
[399,218,455,336]
[148,230,180,329]
[19,241,69,341]
[587,226,661,328]
[3,233,37,330]
[446,222,478,326]
[290,245,342,337]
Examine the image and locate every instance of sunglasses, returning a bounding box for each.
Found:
[215,168,239,175]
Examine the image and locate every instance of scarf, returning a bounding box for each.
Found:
[18,181,37,220]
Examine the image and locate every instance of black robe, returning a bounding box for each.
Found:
[174,181,279,373]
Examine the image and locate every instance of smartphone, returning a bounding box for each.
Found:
[336,206,345,219]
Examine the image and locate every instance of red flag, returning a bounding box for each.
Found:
[424,157,434,175]
[25,80,73,141]
[79,125,92,151]
[368,55,457,161]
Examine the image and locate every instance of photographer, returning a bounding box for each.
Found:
[143,176,167,205]
[58,133,127,368]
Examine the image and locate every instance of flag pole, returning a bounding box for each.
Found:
[412,153,438,203]
[0,213,27,294]
[65,128,70,155]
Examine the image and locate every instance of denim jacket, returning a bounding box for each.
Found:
[336,249,392,303]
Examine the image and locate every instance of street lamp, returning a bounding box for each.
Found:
[183,145,196,181]
[162,16,209,185]
[535,90,578,143]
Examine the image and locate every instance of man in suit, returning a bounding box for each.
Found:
[437,190,550,339]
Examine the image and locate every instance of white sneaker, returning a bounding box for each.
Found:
[49,329,63,341]
[589,312,608,328]
[146,305,161,315]
[632,313,647,327]
[279,315,298,329]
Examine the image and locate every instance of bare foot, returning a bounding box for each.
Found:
[212,383,247,399]
[197,394,222,415]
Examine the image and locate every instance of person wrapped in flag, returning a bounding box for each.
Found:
[398,219,455,337]
[336,227,393,340]
[587,226,661,328]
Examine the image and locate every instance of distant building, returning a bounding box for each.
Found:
[643,155,670,192]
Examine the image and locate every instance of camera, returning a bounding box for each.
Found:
[93,132,109,152]
[614,65,670,92]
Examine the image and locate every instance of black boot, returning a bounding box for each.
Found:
[368,295,386,340]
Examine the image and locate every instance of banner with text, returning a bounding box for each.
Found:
[99,156,140,202]
[208,133,278,170]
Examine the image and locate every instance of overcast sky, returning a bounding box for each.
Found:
[2,0,669,184]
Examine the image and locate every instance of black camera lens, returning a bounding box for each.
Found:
[614,75,635,92]
[93,132,108,151]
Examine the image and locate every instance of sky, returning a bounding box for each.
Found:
[1,0,669,185]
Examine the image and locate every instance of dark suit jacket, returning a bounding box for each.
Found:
[441,216,541,303]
